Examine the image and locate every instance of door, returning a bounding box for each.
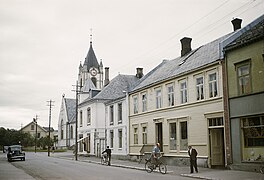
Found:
[155,123,163,151]
[210,128,224,166]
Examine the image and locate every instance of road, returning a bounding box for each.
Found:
[1,152,189,180]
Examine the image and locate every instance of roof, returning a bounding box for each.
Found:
[42,127,55,132]
[223,14,264,51]
[64,98,76,123]
[82,78,96,92]
[132,33,233,92]
[20,121,48,132]
[81,74,139,104]
[83,42,99,70]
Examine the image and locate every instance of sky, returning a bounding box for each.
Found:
[0,0,263,130]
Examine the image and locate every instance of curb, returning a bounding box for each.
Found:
[180,174,220,180]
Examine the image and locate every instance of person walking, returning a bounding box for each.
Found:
[188,145,198,173]
[102,146,111,166]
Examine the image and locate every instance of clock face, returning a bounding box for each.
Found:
[90,69,97,76]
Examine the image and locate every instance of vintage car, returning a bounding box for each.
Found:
[7,145,25,162]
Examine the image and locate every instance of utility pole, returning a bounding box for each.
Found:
[47,100,55,157]
[72,80,82,161]
[33,115,38,153]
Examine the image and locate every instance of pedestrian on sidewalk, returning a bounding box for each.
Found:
[102,146,111,166]
[188,145,198,173]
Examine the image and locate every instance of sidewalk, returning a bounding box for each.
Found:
[52,151,264,180]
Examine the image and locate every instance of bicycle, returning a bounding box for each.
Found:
[101,153,109,165]
[145,156,167,174]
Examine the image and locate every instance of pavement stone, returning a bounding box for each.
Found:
[52,151,264,180]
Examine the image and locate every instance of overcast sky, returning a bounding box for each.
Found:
[0,0,263,130]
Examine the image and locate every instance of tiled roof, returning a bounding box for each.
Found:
[83,42,99,70]
[65,98,76,123]
[132,33,233,92]
[94,74,139,100]
[224,15,264,50]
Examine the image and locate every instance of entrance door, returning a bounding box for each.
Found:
[155,123,163,151]
[210,128,224,166]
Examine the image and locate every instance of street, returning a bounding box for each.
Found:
[0,152,189,180]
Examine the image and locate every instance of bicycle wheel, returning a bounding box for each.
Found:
[159,162,167,174]
[145,160,153,173]
[260,166,264,174]
[101,157,104,165]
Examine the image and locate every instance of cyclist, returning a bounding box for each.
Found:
[102,146,111,166]
[151,143,161,167]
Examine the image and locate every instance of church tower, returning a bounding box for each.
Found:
[78,34,104,93]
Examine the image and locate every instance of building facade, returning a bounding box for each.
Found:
[127,19,248,167]
[223,15,264,171]
[57,95,76,149]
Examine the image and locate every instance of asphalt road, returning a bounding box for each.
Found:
[2,152,189,180]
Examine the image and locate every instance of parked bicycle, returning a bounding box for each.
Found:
[101,153,109,165]
[145,156,167,174]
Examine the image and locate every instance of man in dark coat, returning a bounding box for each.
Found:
[102,146,111,166]
[188,145,198,173]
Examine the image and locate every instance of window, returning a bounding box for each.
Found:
[70,126,73,139]
[91,77,97,88]
[110,130,114,148]
[196,77,204,100]
[142,93,147,112]
[180,80,187,103]
[61,120,64,139]
[118,103,122,124]
[110,105,114,125]
[142,126,147,144]
[242,116,264,147]
[133,127,138,144]
[133,96,138,114]
[31,124,34,130]
[167,84,174,106]
[37,133,40,138]
[237,63,251,95]
[87,107,91,125]
[118,129,122,148]
[169,123,177,150]
[208,117,224,127]
[155,88,162,109]
[80,111,83,127]
[180,121,188,150]
[209,73,217,98]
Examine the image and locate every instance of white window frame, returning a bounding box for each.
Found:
[118,129,122,149]
[180,79,188,104]
[87,107,91,125]
[155,88,162,109]
[167,83,174,106]
[110,105,114,125]
[133,96,138,114]
[196,76,204,100]
[208,72,218,98]
[142,93,147,112]
[118,103,122,124]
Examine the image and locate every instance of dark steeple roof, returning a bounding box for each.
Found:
[84,41,99,70]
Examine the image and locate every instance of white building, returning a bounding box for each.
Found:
[57,95,76,149]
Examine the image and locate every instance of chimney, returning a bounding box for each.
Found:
[104,67,109,86]
[231,18,242,31]
[180,37,192,57]
[136,67,143,78]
